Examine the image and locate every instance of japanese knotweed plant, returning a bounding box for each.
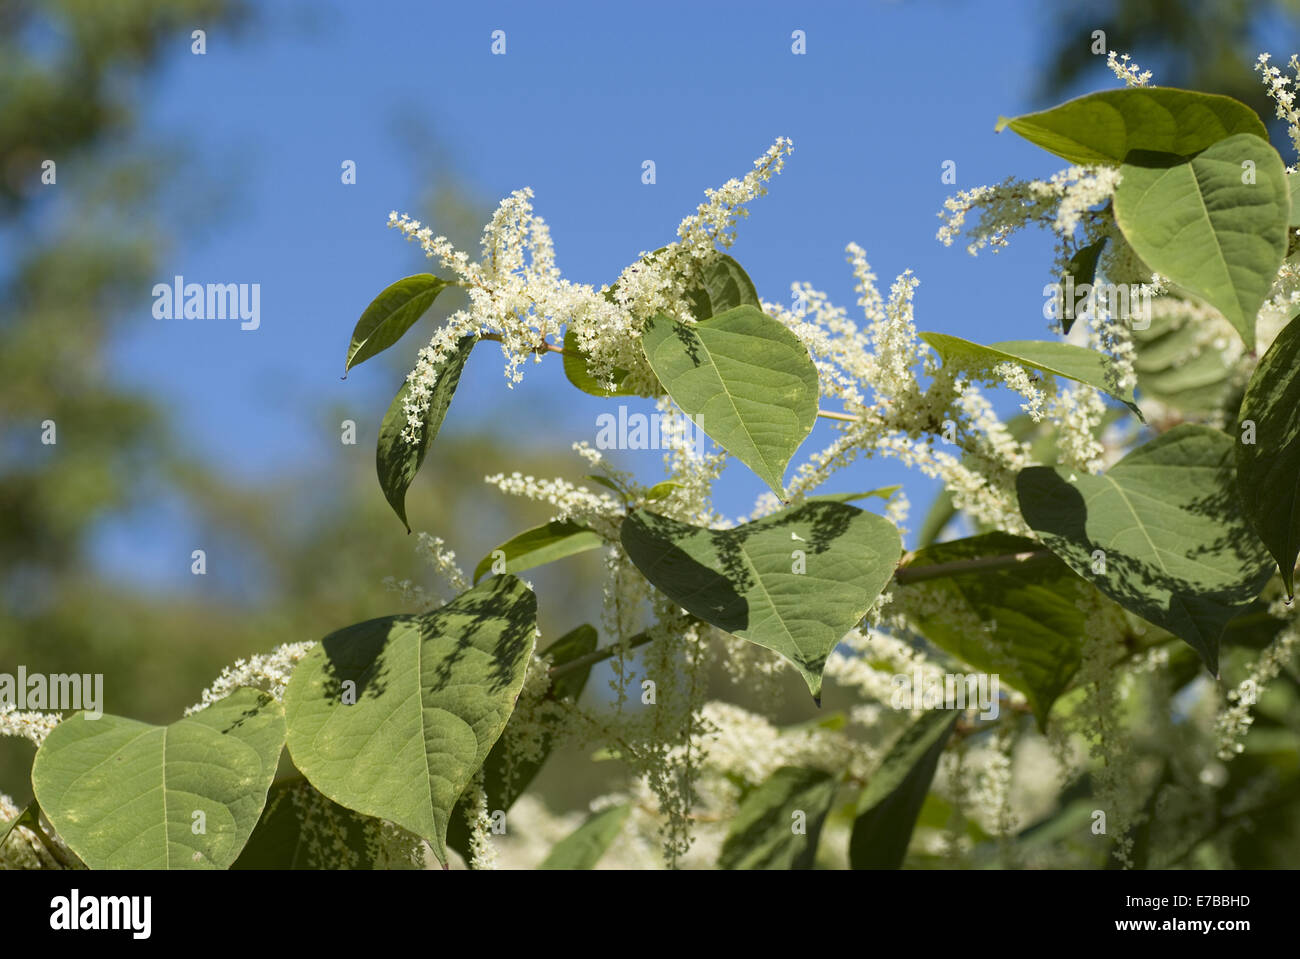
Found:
[7,51,1300,871]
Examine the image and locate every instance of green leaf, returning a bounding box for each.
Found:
[684,252,761,319]
[718,767,839,870]
[806,486,901,505]
[562,327,638,397]
[1236,312,1300,596]
[1289,171,1300,228]
[283,576,538,866]
[895,532,1086,724]
[539,804,630,869]
[345,274,450,372]
[1113,134,1289,346]
[921,332,1142,418]
[472,520,605,583]
[375,336,475,531]
[32,688,285,869]
[446,624,600,863]
[643,481,682,502]
[1060,237,1108,335]
[850,711,958,869]
[995,87,1268,166]
[620,501,902,702]
[1131,306,1236,412]
[1017,424,1274,674]
[641,305,819,497]
[233,778,420,870]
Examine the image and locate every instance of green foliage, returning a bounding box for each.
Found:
[346,275,451,372]
[539,804,631,869]
[33,689,284,869]
[1060,237,1108,335]
[897,533,1086,724]
[620,501,901,702]
[850,711,957,869]
[283,577,537,866]
[446,624,599,862]
[1018,425,1274,673]
[1113,134,1289,345]
[995,87,1267,165]
[921,333,1141,416]
[375,337,475,531]
[473,521,605,583]
[1236,313,1300,595]
[718,767,839,869]
[641,305,819,497]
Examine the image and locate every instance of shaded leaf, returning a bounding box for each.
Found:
[850,711,958,869]
[1017,424,1274,674]
[620,501,901,702]
[1236,312,1300,595]
[375,336,475,531]
[718,767,838,870]
[896,532,1087,724]
[642,305,819,497]
[283,576,537,866]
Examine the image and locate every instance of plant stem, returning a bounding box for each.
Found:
[892,548,1056,584]
[478,332,567,356]
[816,409,860,422]
[549,630,654,679]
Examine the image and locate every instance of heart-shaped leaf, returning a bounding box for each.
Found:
[922,332,1142,418]
[283,576,537,866]
[1236,312,1300,596]
[32,688,285,869]
[1017,424,1274,674]
[995,87,1267,166]
[641,305,819,498]
[718,767,838,870]
[472,520,605,583]
[620,501,902,701]
[376,336,475,531]
[346,274,451,372]
[1113,134,1289,346]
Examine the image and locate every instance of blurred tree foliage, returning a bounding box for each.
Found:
[1039,0,1300,143]
[0,0,603,801]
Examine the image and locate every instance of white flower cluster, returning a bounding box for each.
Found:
[1215,606,1300,760]
[0,702,60,747]
[388,139,793,439]
[936,166,1121,254]
[185,641,316,715]
[1257,53,1300,160]
[1107,51,1153,87]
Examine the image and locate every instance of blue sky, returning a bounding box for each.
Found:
[97,0,1122,584]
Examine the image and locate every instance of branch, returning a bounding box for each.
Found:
[892,548,1056,585]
